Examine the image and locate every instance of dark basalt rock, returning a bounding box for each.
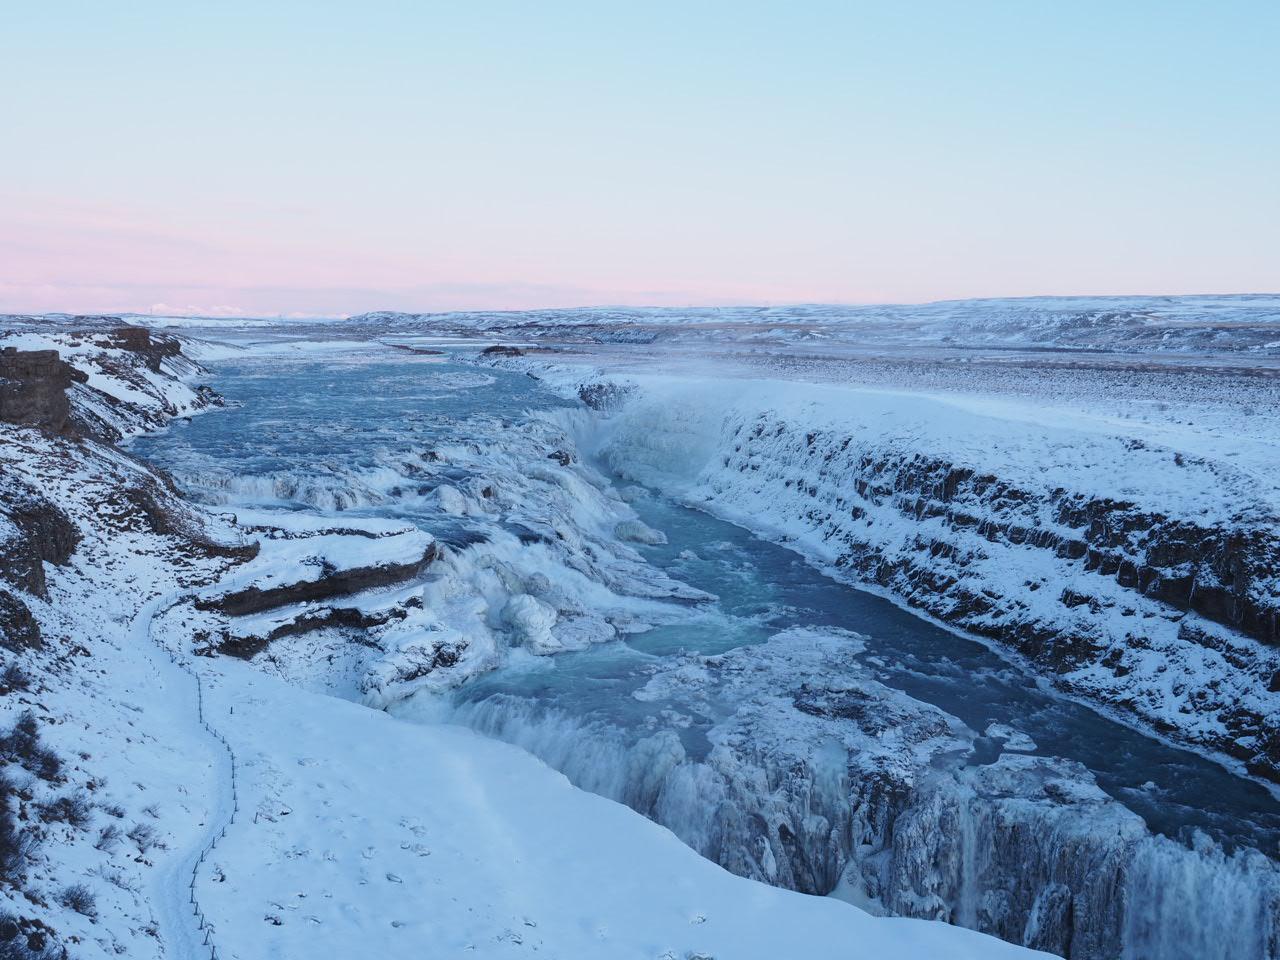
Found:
[577,381,634,411]
[0,480,80,598]
[217,603,411,660]
[880,452,1280,647]
[0,589,41,651]
[93,326,182,373]
[198,543,440,617]
[481,344,524,357]
[385,343,445,356]
[0,347,88,435]
[375,639,463,687]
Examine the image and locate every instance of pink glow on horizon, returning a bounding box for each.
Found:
[3,3,1277,317]
[6,192,1276,319]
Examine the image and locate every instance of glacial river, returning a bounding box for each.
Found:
[135,341,1280,959]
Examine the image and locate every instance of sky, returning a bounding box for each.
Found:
[2,1,1278,317]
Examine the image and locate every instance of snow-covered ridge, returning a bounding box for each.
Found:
[352,294,1280,356]
[1,326,221,441]
[0,426,250,959]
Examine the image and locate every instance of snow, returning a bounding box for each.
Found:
[152,637,1049,960]
[0,324,1053,959]
[563,373,1280,521]
[348,294,1280,358]
[0,327,224,445]
[501,593,561,653]
[10,305,1280,959]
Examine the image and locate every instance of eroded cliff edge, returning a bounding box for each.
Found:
[518,366,1280,785]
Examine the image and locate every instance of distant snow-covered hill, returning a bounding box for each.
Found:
[351,294,1280,356]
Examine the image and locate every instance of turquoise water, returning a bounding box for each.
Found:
[136,346,1280,857]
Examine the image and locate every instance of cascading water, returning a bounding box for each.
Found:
[134,344,1280,960]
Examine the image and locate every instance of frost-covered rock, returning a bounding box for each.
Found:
[502,594,560,653]
[614,518,668,544]
[435,483,470,516]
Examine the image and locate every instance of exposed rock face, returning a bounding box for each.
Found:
[216,604,410,659]
[0,328,244,626]
[0,589,41,650]
[851,453,1279,647]
[577,380,634,411]
[0,477,80,598]
[197,544,439,617]
[1,327,223,442]
[807,449,1280,780]
[94,326,181,372]
[0,347,88,434]
[599,397,1280,784]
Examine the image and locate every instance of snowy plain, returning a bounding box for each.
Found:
[4,296,1280,959]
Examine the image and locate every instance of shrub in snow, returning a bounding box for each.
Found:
[0,775,38,885]
[0,664,29,695]
[0,712,60,782]
[57,884,96,919]
[126,822,163,854]
[93,823,122,852]
[1,713,39,762]
[36,793,92,828]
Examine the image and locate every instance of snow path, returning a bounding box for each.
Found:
[136,594,237,960]
[183,654,1049,959]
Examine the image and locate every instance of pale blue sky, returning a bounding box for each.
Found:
[2,1,1277,315]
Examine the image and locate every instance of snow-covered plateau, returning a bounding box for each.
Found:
[1,296,1278,960]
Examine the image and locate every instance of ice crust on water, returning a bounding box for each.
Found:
[614,518,669,544]
[984,723,1038,752]
[435,626,1280,960]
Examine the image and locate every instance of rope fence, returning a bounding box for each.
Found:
[152,597,239,960]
